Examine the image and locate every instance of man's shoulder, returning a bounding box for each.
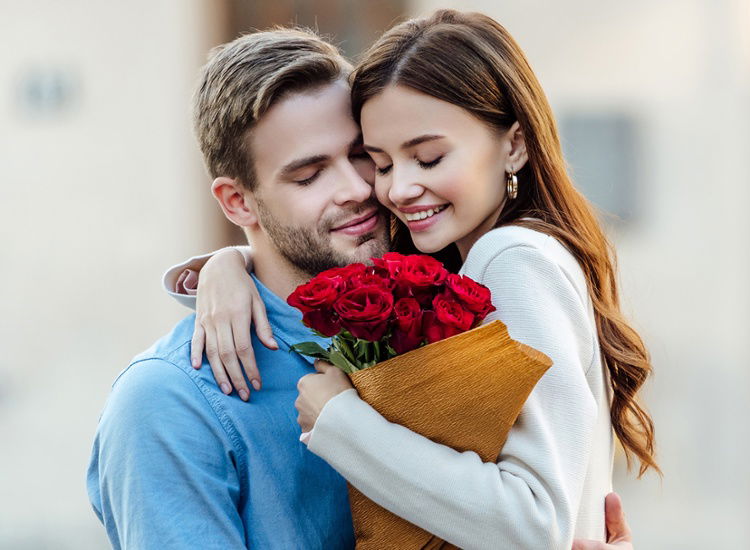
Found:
[126,314,196,371]
[103,314,225,432]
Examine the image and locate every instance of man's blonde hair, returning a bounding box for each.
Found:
[194,28,351,189]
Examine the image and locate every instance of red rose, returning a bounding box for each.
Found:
[316,263,367,292]
[301,309,341,337]
[389,297,424,354]
[421,311,463,343]
[445,274,496,320]
[432,291,474,331]
[333,285,394,341]
[371,252,407,278]
[348,265,394,291]
[287,276,341,313]
[394,255,449,288]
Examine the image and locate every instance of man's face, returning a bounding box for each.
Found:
[248,80,390,277]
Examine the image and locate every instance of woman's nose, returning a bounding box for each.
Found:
[387,165,423,206]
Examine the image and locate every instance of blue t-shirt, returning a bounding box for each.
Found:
[86,275,354,549]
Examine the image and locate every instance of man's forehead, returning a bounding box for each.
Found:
[250,80,360,173]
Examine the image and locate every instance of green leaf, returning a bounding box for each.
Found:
[335,337,358,365]
[328,350,357,374]
[290,341,330,360]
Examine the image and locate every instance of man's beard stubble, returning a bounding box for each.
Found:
[255,199,390,278]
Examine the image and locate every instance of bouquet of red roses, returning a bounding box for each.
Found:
[287,253,552,550]
[287,252,496,371]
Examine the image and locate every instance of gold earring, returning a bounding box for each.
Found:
[506,170,518,200]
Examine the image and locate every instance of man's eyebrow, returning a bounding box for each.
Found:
[279,155,329,177]
[364,134,445,154]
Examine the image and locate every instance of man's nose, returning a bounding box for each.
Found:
[333,161,374,206]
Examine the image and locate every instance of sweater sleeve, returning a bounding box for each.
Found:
[307,244,599,550]
[161,246,254,310]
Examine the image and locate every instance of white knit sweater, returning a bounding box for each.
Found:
[163,226,614,549]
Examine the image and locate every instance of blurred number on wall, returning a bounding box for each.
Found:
[18,66,80,118]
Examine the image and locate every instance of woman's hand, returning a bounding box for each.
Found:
[295,360,355,433]
[191,248,278,401]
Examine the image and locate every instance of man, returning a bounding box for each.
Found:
[87,28,387,549]
[87,27,635,549]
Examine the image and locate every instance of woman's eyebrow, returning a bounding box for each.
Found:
[401,134,445,149]
[364,134,445,154]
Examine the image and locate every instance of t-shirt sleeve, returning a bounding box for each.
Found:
[86,359,246,549]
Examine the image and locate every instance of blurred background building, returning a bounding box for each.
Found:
[1,0,748,548]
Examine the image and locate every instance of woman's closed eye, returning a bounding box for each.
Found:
[375,164,393,176]
[375,156,442,176]
[416,155,443,169]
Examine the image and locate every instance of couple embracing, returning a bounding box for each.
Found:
[87,9,655,549]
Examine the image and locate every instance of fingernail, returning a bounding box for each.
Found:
[192,358,200,368]
[239,389,249,401]
[251,379,261,391]
[270,339,278,349]
[220,383,231,395]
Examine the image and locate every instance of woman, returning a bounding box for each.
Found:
[166,10,657,547]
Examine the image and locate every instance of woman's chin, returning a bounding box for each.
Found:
[411,235,451,254]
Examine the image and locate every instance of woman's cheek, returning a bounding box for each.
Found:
[374,178,392,208]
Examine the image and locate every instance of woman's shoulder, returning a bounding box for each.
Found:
[462,224,568,271]
[461,225,589,301]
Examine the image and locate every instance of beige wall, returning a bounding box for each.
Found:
[411,0,750,548]
[2,0,748,547]
[0,1,228,547]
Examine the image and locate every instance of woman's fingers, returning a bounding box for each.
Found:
[191,320,205,368]
[232,316,262,392]
[202,324,233,396]
[216,323,250,401]
[250,291,278,350]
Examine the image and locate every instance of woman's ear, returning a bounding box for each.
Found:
[211,177,259,228]
[505,121,528,172]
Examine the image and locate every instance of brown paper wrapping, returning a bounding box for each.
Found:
[346,320,553,550]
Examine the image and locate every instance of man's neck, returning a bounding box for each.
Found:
[250,245,310,302]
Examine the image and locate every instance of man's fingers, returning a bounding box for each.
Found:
[604,492,632,542]
[251,295,277,350]
[203,326,233,396]
[216,324,250,401]
[232,317,261,391]
[191,321,205,368]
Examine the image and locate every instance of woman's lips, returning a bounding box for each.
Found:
[405,205,450,232]
[331,211,380,236]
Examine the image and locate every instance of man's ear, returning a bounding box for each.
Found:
[505,121,528,172]
[211,177,259,228]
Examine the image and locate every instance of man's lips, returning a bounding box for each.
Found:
[330,210,380,236]
[331,210,379,231]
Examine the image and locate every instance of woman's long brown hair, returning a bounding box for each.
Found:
[351,9,659,477]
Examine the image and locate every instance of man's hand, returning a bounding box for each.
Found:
[572,492,633,550]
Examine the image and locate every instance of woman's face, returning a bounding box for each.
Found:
[361,85,524,259]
